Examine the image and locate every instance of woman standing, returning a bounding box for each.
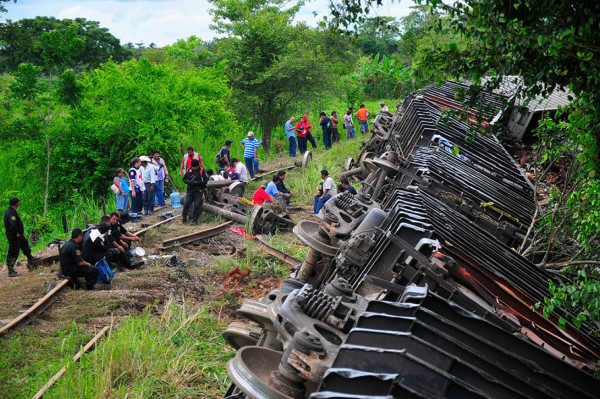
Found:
[344,110,356,139]
[113,168,130,212]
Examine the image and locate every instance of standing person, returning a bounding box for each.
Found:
[313,170,336,215]
[379,101,389,113]
[319,112,332,150]
[182,159,208,225]
[216,140,233,169]
[140,156,156,215]
[113,168,130,212]
[341,177,357,194]
[59,228,98,290]
[303,115,317,149]
[344,110,356,139]
[241,131,260,179]
[356,104,371,135]
[285,117,297,157]
[3,197,39,277]
[295,116,308,154]
[128,157,145,215]
[180,146,203,176]
[152,151,168,207]
[232,158,248,183]
[330,111,340,144]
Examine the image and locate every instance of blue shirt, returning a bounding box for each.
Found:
[285,120,296,138]
[266,181,279,197]
[242,138,259,159]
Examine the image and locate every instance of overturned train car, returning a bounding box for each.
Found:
[222,82,600,398]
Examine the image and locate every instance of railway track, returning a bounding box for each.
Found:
[0,278,70,336]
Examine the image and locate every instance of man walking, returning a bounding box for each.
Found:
[241,131,260,179]
[285,117,297,157]
[356,104,371,135]
[59,228,98,290]
[182,159,208,225]
[319,112,332,150]
[152,150,168,207]
[4,197,40,277]
[140,156,156,215]
[128,157,145,215]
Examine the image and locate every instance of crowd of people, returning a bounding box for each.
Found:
[284,103,385,156]
[3,105,379,280]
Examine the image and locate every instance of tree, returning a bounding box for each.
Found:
[0,17,132,71]
[0,0,14,13]
[52,58,236,197]
[10,23,84,216]
[209,0,333,151]
[355,16,400,58]
[164,35,212,67]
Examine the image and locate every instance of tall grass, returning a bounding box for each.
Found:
[48,300,235,398]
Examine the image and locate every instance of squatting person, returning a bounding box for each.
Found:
[59,228,98,290]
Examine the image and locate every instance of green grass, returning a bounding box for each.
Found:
[47,301,235,398]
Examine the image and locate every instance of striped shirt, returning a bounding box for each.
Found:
[242,138,259,159]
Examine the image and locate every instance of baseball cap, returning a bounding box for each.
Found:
[225,140,233,146]
[248,131,254,137]
[9,196,20,206]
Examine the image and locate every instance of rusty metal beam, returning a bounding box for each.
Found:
[133,214,181,236]
[160,221,233,249]
[254,235,302,267]
[201,203,247,224]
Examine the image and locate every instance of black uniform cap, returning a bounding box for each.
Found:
[191,159,200,167]
[9,196,20,206]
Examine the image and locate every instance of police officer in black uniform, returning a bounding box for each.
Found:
[3,196,40,277]
[182,159,208,225]
[59,228,98,290]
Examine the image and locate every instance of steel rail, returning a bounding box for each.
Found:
[160,221,233,249]
[133,214,181,237]
[253,235,302,267]
[32,325,110,398]
[0,279,70,336]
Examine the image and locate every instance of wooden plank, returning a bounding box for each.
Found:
[32,325,110,399]
[160,221,233,249]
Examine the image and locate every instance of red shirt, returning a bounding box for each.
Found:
[253,188,273,205]
[295,122,307,137]
[182,152,201,170]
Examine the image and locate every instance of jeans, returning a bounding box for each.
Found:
[182,191,203,221]
[359,120,369,134]
[155,180,165,206]
[313,194,332,214]
[307,132,317,148]
[143,183,155,214]
[244,157,255,178]
[131,189,143,214]
[346,126,356,139]
[323,130,332,149]
[297,136,307,154]
[279,188,291,206]
[288,136,297,157]
[253,158,260,173]
[116,193,129,211]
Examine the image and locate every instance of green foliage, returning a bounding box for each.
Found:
[164,35,212,67]
[49,302,234,397]
[53,58,237,198]
[348,53,411,100]
[0,17,133,72]
[543,275,600,328]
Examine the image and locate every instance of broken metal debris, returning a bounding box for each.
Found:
[221,80,600,398]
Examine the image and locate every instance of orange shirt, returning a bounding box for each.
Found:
[356,108,370,121]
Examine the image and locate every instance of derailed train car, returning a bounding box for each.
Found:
[221,81,600,398]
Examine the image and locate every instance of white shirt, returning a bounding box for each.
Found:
[140,164,157,184]
[322,176,335,194]
[235,162,249,183]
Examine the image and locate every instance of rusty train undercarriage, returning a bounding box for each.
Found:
[221,81,600,398]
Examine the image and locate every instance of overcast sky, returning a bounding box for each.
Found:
[1,0,414,47]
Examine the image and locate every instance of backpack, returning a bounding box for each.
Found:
[215,147,226,165]
[96,258,115,284]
